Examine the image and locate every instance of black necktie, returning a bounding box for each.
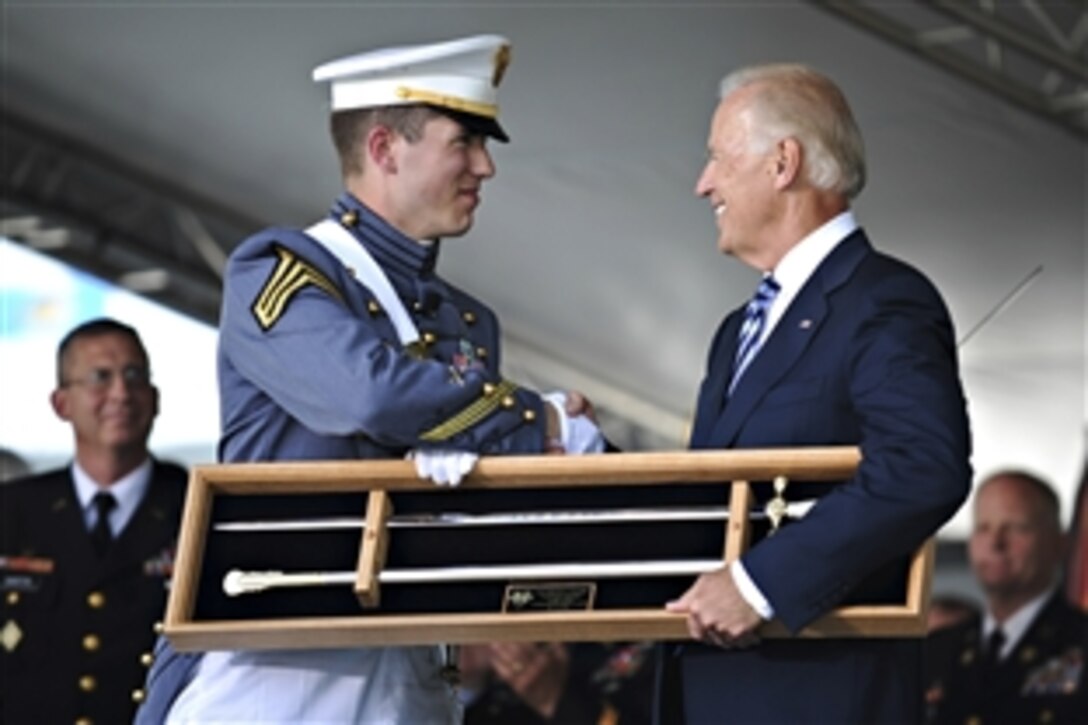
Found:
[91,492,117,555]
[983,627,1005,672]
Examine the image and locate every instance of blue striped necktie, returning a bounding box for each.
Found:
[729,275,781,395]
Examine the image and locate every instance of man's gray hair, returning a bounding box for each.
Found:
[719,64,866,199]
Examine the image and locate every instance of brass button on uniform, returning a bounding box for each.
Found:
[475,347,488,360]
[501,395,516,409]
[75,717,93,725]
[153,621,164,634]
[140,651,155,667]
[413,301,424,312]
[482,383,496,396]
[522,409,536,422]
[79,675,97,692]
[422,331,438,345]
[462,311,477,325]
[5,591,19,606]
[339,210,358,227]
[132,688,146,704]
[366,300,382,316]
[87,592,106,609]
[82,634,101,652]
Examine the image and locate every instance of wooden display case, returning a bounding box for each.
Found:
[163,447,934,651]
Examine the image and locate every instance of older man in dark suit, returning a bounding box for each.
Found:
[1,318,186,725]
[661,64,972,723]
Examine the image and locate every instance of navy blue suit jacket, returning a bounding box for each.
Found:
[677,230,971,723]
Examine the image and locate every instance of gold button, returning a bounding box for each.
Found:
[79,675,97,692]
[87,592,105,609]
[131,688,146,704]
[5,591,18,606]
[339,210,358,227]
[82,634,100,652]
[366,300,382,316]
[482,383,496,396]
[153,621,164,635]
[475,347,488,359]
[422,331,437,345]
[462,311,477,325]
[413,301,424,312]
[522,409,537,422]
[501,395,516,409]
[140,651,155,667]
[75,718,93,725]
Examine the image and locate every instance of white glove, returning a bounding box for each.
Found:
[409,449,479,487]
[541,391,606,455]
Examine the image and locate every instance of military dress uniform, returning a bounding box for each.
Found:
[925,593,1088,725]
[216,192,549,464]
[1,461,186,725]
[144,192,557,723]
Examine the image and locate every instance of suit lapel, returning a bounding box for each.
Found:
[690,312,743,447]
[48,471,104,573]
[700,232,872,448]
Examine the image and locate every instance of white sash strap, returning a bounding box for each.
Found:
[304,218,420,346]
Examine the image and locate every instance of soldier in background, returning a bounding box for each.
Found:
[1,318,187,725]
[925,470,1088,724]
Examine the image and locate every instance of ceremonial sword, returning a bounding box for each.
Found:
[217,499,817,597]
[213,500,816,533]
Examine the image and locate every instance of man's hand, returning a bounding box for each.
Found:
[666,568,763,649]
[541,391,605,455]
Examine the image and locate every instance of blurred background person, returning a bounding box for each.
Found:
[925,470,1087,724]
[460,641,653,725]
[1065,455,1087,611]
[1,317,187,725]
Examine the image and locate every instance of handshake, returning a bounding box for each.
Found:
[410,390,605,486]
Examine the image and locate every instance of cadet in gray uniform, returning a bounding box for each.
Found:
[136,34,603,724]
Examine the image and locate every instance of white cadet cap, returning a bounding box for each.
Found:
[312,34,512,141]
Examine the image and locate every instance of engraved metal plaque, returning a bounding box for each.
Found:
[502,581,597,612]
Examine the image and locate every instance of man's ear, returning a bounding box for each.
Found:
[50,388,71,422]
[772,137,803,190]
[366,125,398,174]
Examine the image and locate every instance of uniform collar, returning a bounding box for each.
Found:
[332,192,440,278]
[983,587,1055,661]
[71,457,152,536]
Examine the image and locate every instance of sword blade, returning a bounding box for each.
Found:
[214,501,815,533]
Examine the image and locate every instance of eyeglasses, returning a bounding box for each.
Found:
[61,365,152,391]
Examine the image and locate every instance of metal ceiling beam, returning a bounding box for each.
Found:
[811,0,1087,140]
[1,109,261,325]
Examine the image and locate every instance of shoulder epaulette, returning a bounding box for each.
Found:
[252,245,344,330]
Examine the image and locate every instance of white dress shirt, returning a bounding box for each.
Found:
[72,457,152,537]
[730,210,860,619]
[983,588,1054,661]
